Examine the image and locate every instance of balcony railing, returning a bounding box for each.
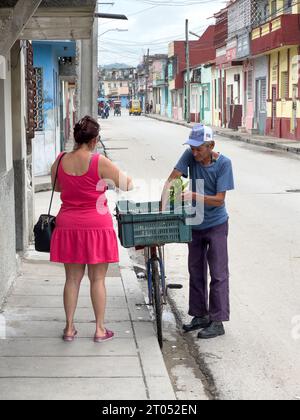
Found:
[251,13,300,55]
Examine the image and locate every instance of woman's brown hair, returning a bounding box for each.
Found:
[74,116,100,145]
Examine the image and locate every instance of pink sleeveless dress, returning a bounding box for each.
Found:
[50,153,119,265]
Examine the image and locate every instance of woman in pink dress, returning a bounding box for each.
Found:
[50,116,133,343]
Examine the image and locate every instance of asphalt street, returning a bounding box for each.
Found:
[101,112,300,400]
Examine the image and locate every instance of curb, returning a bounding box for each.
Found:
[213,129,300,156]
[34,183,52,193]
[118,243,177,400]
[145,115,300,156]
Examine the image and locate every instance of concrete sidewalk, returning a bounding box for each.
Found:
[146,114,300,156]
[0,191,176,400]
[0,257,175,400]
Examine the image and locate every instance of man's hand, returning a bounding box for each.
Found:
[182,191,194,202]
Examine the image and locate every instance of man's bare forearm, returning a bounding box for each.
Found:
[192,193,225,207]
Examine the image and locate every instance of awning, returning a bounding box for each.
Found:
[0,1,97,40]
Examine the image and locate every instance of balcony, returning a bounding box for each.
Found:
[251,14,300,55]
[152,77,167,88]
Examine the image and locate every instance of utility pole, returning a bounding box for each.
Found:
[185,19,191,124]
[145,48,150,113]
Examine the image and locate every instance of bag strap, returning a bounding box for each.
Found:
[48,152,67,216]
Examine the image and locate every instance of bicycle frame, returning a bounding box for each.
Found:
[146,245,167,305]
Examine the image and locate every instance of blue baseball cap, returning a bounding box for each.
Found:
[184,124,214,147]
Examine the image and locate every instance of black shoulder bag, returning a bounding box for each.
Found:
[34,153,66,253]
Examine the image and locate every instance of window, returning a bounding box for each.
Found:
[120,83,123,87]
[281,71,289,98]
[260,78,267,112]
[214,79,218,110]
[168,63,173,80]
[202,84,210,110]
[247,70,253,101]
[264,4,270,21]
[284,0,292,13]
[237,34,250,59]
[172,57,178,78]
[172,92,177,107]
[179,92,183,108]
[192,93,196,112]
[271,0,277,17]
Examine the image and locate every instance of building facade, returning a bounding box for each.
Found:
[251,0,300,139]
[213,7,229,127]
[0,0,97,303]
[185,25,216,125]
[100,67,135,107]
[150,55,168,116]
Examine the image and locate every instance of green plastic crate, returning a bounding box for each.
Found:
[116,200,192,248]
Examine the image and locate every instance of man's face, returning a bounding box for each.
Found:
[191,142,214,162]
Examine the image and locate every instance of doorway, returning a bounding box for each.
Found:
[271,86,277,130]
[226,84,233,126]
[255,77,267,135]
[291,84,298,134]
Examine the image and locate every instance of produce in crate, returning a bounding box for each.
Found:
[169,178,189,206]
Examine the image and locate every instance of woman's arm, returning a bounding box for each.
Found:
[99,156,133,192]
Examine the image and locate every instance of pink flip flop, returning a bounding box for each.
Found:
[94,329,114,343]
[63,329,78,342]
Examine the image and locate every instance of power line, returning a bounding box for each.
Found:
[129,0,225,6]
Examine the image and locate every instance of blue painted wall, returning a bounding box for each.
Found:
[120,95,128,108]
[32,41,76,130]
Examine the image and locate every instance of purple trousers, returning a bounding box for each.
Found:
[188,221,230,322]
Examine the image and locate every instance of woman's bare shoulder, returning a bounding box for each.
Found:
[99,155,115,169]
[52,152,68,171]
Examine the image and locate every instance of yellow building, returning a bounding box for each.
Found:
[251,0,300,139]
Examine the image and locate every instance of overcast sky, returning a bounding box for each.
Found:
[98,0,227,66]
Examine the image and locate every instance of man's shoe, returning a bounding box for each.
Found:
[183,316,210,333]
[197,322,225,339]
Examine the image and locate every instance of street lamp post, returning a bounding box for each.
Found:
[98,28,128,37]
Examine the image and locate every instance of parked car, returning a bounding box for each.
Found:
[129,99,142,116]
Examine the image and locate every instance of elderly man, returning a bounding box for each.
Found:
[162,124,234,339]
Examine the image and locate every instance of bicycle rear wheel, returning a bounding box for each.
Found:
[151,259,163,349]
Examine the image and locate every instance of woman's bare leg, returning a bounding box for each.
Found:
[64,264,86,335]
[88,264,109,337]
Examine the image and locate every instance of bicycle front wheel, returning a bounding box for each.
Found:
[151,259,163,349]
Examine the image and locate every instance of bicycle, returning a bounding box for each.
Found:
[116,200,192,349]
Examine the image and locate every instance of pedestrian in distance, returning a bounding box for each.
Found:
[161,124,234,339]
[104,103,110,119]
[150,100,153,114]
[50,116,133,343]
